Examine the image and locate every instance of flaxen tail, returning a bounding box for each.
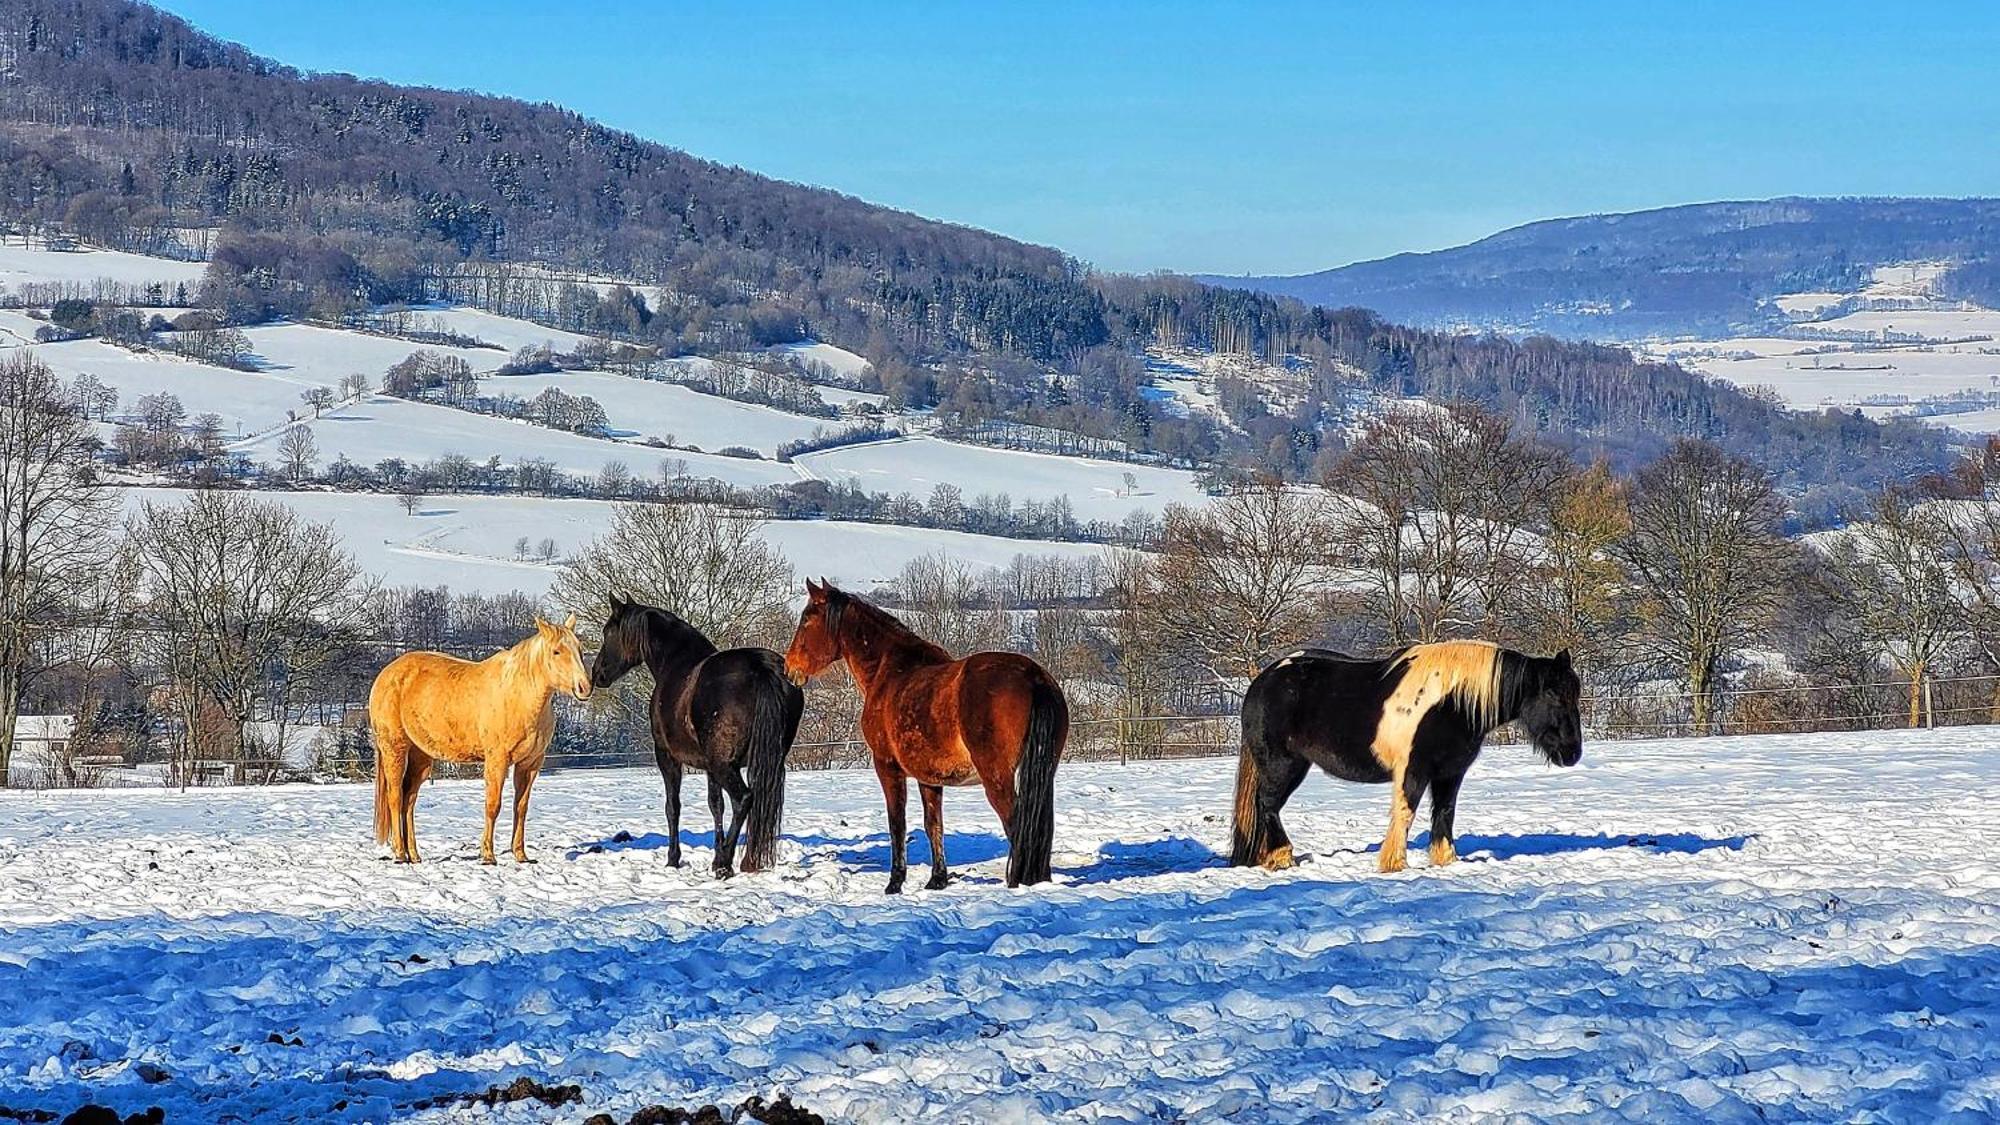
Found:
[1228,736,1265,866]
[372,732,395,845]
[1005,676,1067,887]
[741,671,803,873]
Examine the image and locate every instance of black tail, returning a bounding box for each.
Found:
[740,671,801,873]
[1005,676,1066,887]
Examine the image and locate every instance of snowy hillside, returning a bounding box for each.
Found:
[115,488,1112,597]
[795,435,1208,522]
[0,241,1213,600]
[1644,262,2000,434]
[2,727,1996,1121]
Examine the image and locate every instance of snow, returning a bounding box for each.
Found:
[229,395,804,488]
[773,341,872,382]
[408,307,594,355]
[488,370,831,455]
[2,727,1997,1121]
[115,489,1110,597]
[794,436,1210,522]
[25,339,314,439]
[240,324,500,389]
[0,243,205,293]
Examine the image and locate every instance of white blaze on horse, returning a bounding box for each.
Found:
[368,615,592,865]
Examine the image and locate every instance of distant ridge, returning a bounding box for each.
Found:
[1199,197,2000,339]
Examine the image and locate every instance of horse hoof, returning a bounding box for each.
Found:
[884,878,905,895]
[713,866,735,880]
[516,856,537,865]
[480,855,497,866]
[924,872,951,890]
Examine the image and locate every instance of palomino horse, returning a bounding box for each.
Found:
[1231,641,1582,873]
[369,615,592,864]
[590,595,804,877]
[783,580,1067,892]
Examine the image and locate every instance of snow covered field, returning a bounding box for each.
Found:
[2,728,1996,1122]
[0,243,205,295]
[116,489,1110,596]
[488,369,832,456]
[795,436,1210,522]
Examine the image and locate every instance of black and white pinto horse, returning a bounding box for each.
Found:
[590,596,805,877]
[1230,641,1583,873]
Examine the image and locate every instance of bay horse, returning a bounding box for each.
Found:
[1230,641,1582,873]
[783,579,1067,892]
[369,615,592,864]
[589,595,804,877]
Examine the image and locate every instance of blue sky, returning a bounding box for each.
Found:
[164,1,2000,276]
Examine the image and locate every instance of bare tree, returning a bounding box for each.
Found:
[551,500,795,650]
[398,488,422,517]
[276,424,318,482]
[889,552,1008,656]
[1150,483,1333,681]
[128,491,372,785]
[301,386,336,417]
[1618,440,1793,734]
[1326,403,1565,644]
[1518,459,1631,659]
[0,353,117,785]
[1822,490,1964,726]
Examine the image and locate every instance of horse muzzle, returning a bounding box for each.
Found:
[572,681,593,702]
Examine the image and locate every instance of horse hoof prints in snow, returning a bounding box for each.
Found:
[369,615,592,865]
[784,579,1067,893]
[589,594,804,879]
[1231,641,1583,874]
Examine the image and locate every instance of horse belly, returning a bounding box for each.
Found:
[1310,741,1392,784]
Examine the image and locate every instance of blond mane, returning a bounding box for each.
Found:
[1369,639,1504,771]
[1392,639,1504,730]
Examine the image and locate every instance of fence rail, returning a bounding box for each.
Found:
[11,673,1995,790]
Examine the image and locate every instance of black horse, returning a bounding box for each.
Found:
[591,595,804,876]
[1230,640,1582,873]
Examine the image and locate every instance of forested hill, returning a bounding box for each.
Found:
[0,0,1106,362]
[1201,197,2000,339]
[0,0,1960,497]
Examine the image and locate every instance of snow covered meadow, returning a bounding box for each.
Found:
[3,728,1997,1122]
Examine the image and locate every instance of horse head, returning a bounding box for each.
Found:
[1516,648,1582,766]
[590,593,646,689]
[784,578,846,686]
[536,613,592,702]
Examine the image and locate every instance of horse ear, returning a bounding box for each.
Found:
[608,592,625,612]
[562,612,576,631]
[806,578,823,599]
[1555,648,1573,670]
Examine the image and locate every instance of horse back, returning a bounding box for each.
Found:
[370,648,548,764]
[1245,652,1400,782]
[672,647,802,766]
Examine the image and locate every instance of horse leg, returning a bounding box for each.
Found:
[1428,770,1465,866]
[479,754,506,865]
[1256,752,1310,870]
[400,750,433,864]
[659,751,684,868]
[1379,768,1428,874]
[510,758,540,864]
[711,765,752,879]
[375,736,410,862]
[705,771,730,878]
[875,759,909,894]
[919,783,949,890]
